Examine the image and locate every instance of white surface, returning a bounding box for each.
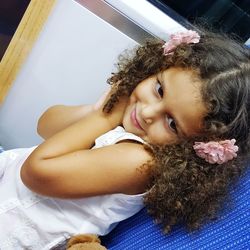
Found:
[0,0,138,149]
[105,0,185,40]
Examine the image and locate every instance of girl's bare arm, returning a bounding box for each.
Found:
[37,89,110,140]
[37,104,93,140]
[21,97,151,197]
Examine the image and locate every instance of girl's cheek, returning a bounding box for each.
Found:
[148,126,177,145]
[147,127,166,144]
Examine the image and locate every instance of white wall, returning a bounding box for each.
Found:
[0,0,185,150]
[0,0,139,149]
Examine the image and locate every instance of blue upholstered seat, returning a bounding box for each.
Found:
[102,168,250,249]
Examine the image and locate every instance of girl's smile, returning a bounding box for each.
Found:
[130,106,144,131]
[122,67,207,144]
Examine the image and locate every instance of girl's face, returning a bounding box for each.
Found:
[122,67,207,144]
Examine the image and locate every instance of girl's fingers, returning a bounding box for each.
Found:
[93,88,111,110]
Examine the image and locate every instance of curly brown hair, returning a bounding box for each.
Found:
[103,29,250,233]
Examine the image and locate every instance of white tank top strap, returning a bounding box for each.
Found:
[93,126,144,149]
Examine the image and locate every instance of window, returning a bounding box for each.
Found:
[148,0,250,43]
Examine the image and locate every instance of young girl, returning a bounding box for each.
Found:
[1,28,250,249]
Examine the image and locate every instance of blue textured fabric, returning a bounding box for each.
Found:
[102,168,250,249]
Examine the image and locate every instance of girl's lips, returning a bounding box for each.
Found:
[131,107,143,130]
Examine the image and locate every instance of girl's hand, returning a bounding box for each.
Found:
[93,88,111,111]
[104,95,129,128]
[93,87,129,129]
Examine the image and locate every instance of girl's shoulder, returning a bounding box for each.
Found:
[93,126,145,149]
[89,126,151,196]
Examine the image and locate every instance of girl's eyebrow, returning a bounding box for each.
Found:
[159,71,164,81]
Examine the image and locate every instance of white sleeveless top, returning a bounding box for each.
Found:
[0,126,145,250]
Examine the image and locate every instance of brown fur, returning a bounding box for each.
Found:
[67,234,107,250]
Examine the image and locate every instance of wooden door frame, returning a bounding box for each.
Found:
[0,0,57,104]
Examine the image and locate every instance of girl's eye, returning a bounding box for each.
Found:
[155,81,164,98]
[167,117,177,133]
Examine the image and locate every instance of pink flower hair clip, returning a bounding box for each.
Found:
[193,139,239,165]
[163,30,200,55]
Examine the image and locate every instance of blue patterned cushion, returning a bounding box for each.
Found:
[102,168,249,249]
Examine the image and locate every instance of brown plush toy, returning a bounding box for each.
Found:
[66,234,107,250]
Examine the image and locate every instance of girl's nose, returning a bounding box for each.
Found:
[141,103,162,125]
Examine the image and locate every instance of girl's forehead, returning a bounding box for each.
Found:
[159,67,203,93]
